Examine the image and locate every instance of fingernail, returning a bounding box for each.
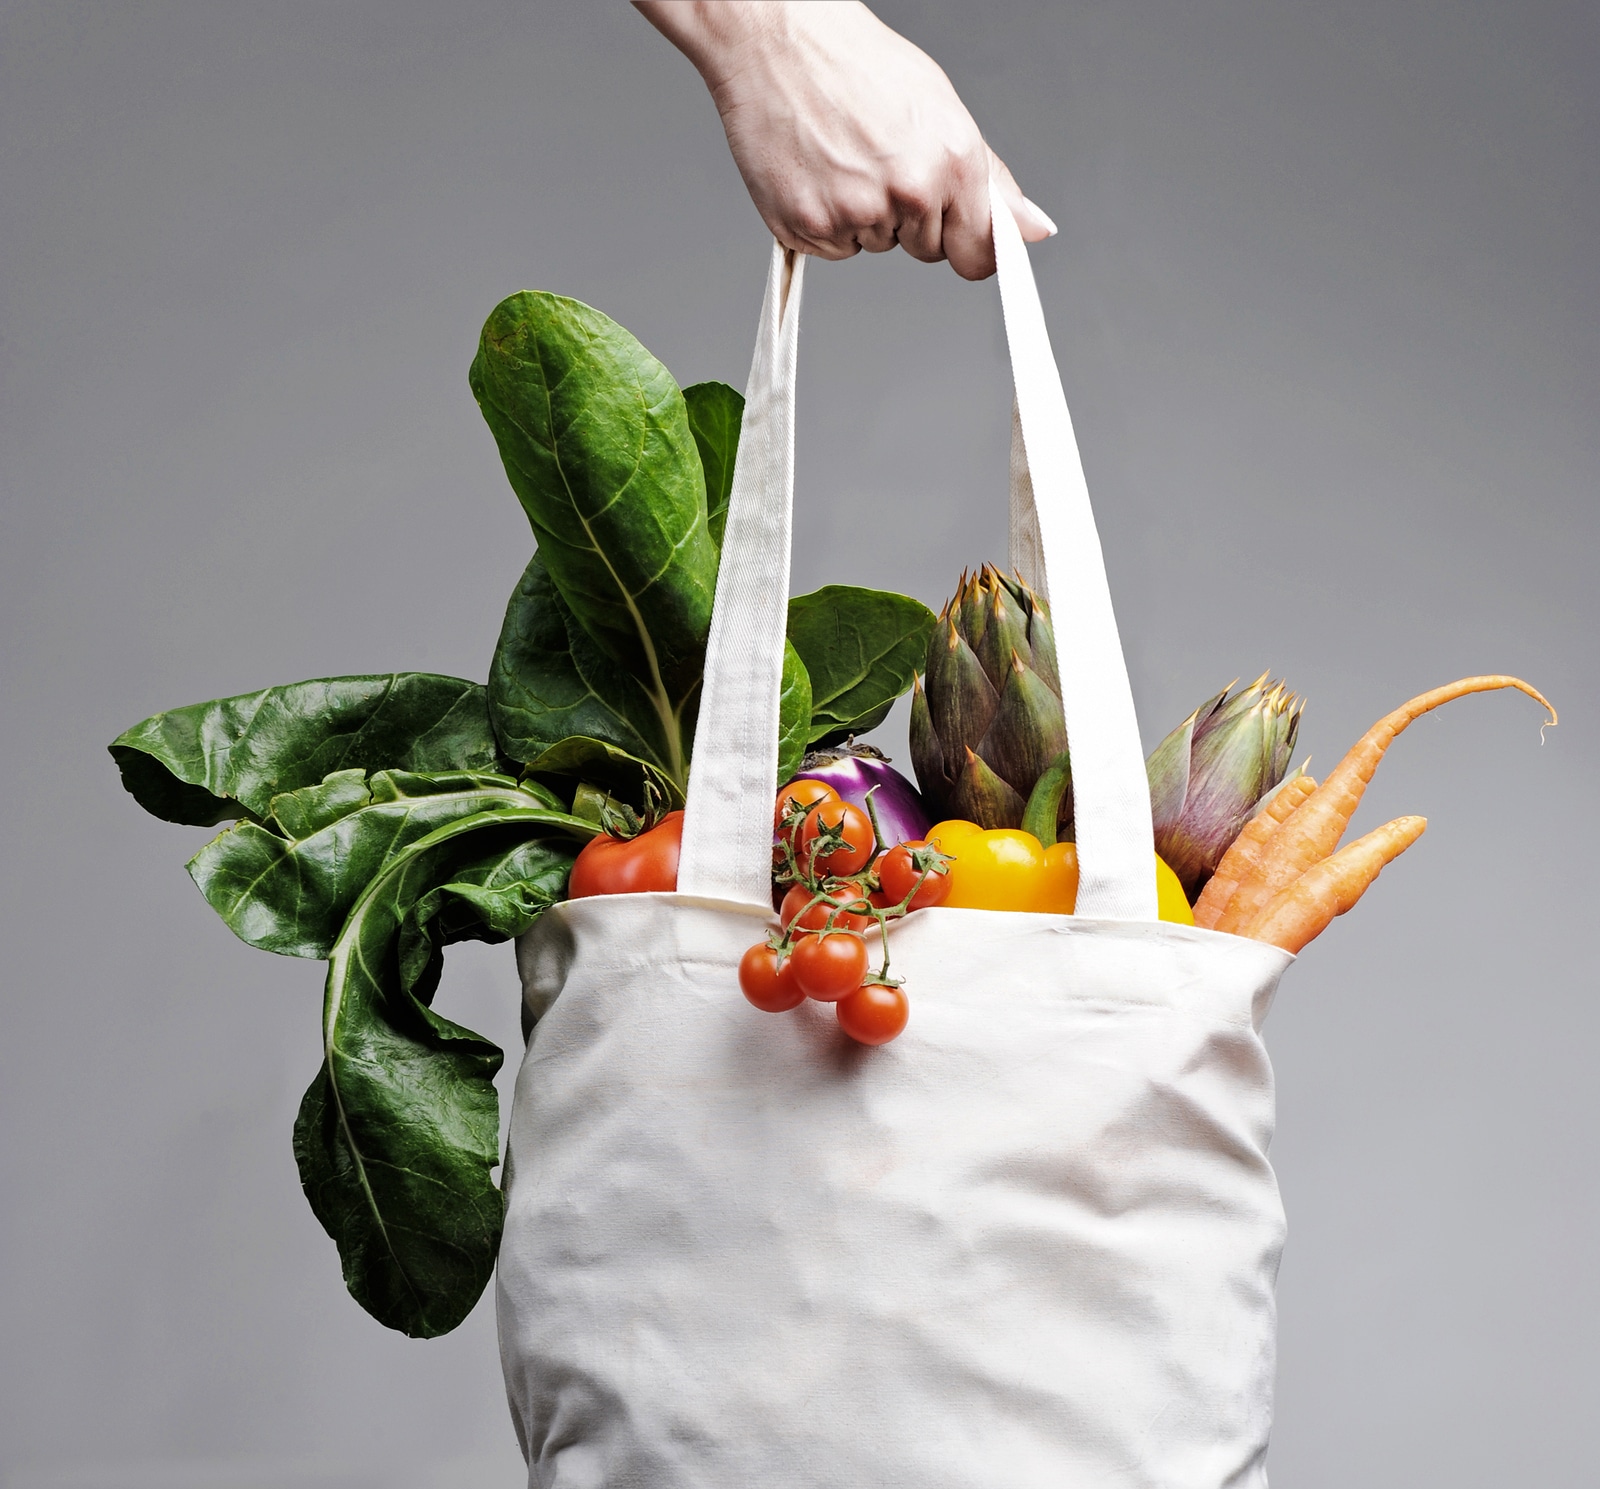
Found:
[1020,197,1058,237]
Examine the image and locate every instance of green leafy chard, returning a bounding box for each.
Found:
[682,381,743,549]
[490,551,816,790]
[776,641,815,783]
[489,552,684,775]
[787,585,937,745]
[266,769,376,839]
[294,810,585,1338]
[470,292,719,786]
[110,674,503,826]
[520,735,682,806]
[189,770,575,959]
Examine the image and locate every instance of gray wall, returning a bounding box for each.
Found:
[2,2,1594,1484]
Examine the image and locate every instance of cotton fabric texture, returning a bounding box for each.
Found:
[498,183,1295,1487]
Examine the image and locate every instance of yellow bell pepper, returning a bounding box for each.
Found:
[926,820,1195,925]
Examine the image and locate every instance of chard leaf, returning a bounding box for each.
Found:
[491,550,815,794]
[395,835,576,994]
[524,735,683,807]
[531,688,813,799]
[110,674,502,826]
[777,640,813,783]
[787,586,938,744]
[293,811,582,1339]
[489,552,684,777]
[268,770,373,838]
[188,773,590,959]
[368,769,546,804]
[470,292,718,785]
[683,381,743,549]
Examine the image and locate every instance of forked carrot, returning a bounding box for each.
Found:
[1214,676,1554,936]
[1193,773,1317,930]
[1243,815,1427,953]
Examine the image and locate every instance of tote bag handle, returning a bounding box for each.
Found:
[679,178,1157,921]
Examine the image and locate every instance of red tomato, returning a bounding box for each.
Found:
[773,779,838,846]
[788,931,869,1002]
[836,983,910,1045]
[780,880,874,933]
[739,943,806,1013]
[567,811,683,898]
[797,799,874,878]
[876,840,952,911]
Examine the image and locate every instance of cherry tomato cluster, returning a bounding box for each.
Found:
[737,780,953,1046]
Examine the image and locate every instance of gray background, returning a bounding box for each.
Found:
[2,1,1594,1484]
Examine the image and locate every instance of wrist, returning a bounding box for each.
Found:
[634,1,799,93]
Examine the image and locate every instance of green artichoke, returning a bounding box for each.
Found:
[1146,675,1304,902]
[910,566,1067,830]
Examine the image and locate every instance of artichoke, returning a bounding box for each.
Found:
[910,566,1067,830]
[1146,675,1304,902]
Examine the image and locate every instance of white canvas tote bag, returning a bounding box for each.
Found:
[498,181,1295,1489]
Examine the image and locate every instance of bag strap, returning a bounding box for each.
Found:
[679,183,1156,920]
[676,243,806,904]
[990,184,1155,918]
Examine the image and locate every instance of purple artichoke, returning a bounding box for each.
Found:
[1146,675,1304,902]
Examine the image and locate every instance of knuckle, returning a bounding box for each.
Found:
[947,136,990,185]
[859,217,900,253]
[832,191,884,234]
[812,239,862,262]
[788,206,838,246]
[891,177,939,223]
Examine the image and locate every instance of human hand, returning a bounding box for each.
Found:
[635,1,1055,279]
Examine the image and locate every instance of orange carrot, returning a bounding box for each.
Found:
[1193,773,1317,930]
[1214,676,1554,935]
[1243,815,1427,953]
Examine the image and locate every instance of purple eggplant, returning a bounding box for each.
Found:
[790,742,933,847]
